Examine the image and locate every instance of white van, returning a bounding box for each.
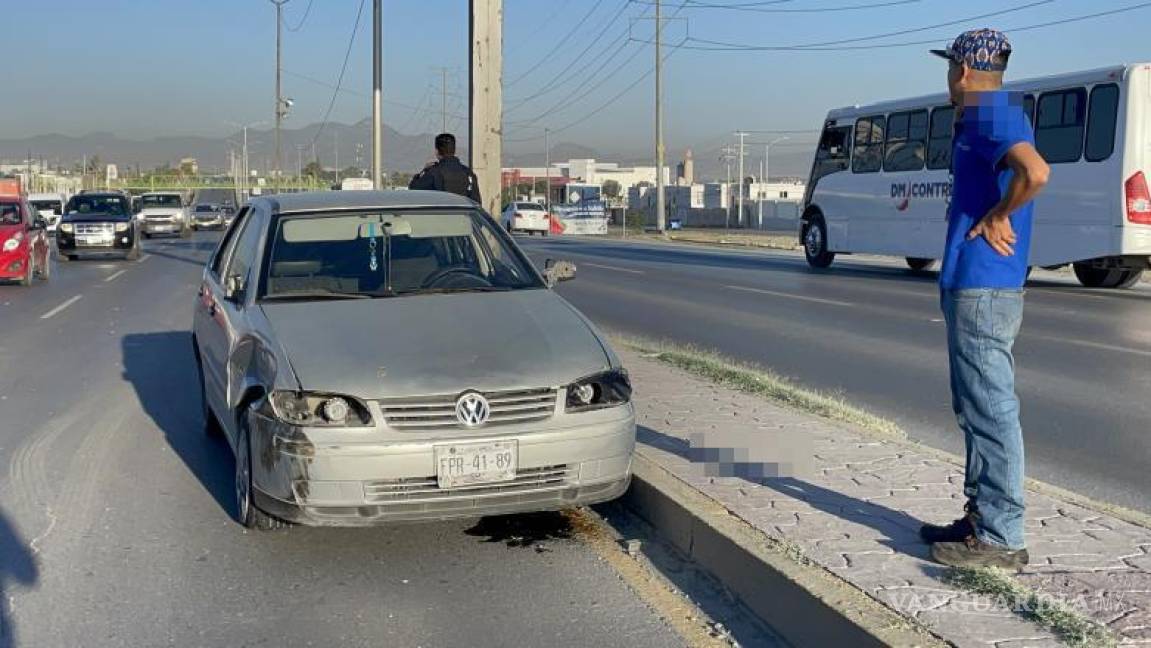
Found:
[801,63,1151,288]
[27,193,67,234]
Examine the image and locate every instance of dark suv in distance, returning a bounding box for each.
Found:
[57,192,142,261]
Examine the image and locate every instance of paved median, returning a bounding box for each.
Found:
[616,345,1150,647]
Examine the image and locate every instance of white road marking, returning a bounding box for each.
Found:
[40,295,82,320]
[1029,334,1151,358]
[582,262,645,275]
[137,254,151,263]
[104,269,128,283]
[725,284,854,307]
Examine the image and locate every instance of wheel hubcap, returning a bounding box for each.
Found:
[805,226,822,256]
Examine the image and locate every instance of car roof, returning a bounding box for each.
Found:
[258,190,477,214]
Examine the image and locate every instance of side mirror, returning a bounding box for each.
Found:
[543,259,577,287]
[224,274,247,303]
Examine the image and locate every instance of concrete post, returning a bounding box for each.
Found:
[469,0,502,217]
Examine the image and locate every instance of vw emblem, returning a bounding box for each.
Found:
[455,392,490,427]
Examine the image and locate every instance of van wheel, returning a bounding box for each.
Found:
[906,257,935,272]
[1115,269,1144,289]
[803,216,835,269]
[1073,263,1132,288]
[235,418,289,531]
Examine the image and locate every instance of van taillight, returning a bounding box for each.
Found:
[1127,171,1151,224]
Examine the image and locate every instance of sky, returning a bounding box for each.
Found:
[5,0,1151,170]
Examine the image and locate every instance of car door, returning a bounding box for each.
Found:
[194,206,258,441]
[22,200,47,270]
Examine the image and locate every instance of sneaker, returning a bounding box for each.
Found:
[920,503,977,544]
[931,535,1029,569]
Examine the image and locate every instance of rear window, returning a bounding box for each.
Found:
[516,202,544,211]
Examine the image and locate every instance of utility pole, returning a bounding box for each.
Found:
[371,0,383,190]
[653,0,665,233]
[719,146,735,230]
[468,0,503,217]
[544,127,551,217]
[735,131,748,228]
[271,0,289,192]
[334,131,341,184]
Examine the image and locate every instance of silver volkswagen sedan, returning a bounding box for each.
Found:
[192,191,634,529]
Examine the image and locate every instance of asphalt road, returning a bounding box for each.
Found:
[0,231,698,647]
[520,235,1151,514]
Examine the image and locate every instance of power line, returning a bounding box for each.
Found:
[663,1,1151,51]
[505,0,574,58]
[309,0,368,148]
[688,0,1053,50]
[284,0,316,31]
[505,0,610,88]
[632,0,922,13]
[284,69,469,119]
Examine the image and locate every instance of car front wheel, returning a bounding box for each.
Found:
[235,417,288,531]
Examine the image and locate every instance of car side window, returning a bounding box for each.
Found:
[1085,83,1120,162]
[883,110,928,173]
[222,210,265,290]
[1035,87,1087,164]
[210,207,250,277]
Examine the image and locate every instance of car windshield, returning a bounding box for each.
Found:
[141,194,183,208]
[195,204,217,213]
[0,202,22,225]
[66,195,129,218]
[30,200,62,215]
[260,209,545,301]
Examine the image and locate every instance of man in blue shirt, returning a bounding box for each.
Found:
[919,29,1050,569]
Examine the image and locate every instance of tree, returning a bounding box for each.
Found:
[602,179,622,200]
[303,161,323,178]
[341,166,363,179]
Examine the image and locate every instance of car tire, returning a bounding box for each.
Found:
[803,215,835,269]
[905,257,935,272]
[19,259,33,286]
[235,417,288,531]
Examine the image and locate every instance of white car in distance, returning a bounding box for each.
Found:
[501,201,551,236]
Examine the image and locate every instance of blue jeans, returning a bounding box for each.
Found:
[941,288,1027,550]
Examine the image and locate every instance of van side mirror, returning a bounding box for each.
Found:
[543,259,576,287]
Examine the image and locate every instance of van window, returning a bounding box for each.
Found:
[852,116,885,174]
[884,110,928,172]
[1085,83,1119,162]
[1023,94,1035,127]
[1036,88,1086,163]
[926,106,955,170]
[812,125,852,181]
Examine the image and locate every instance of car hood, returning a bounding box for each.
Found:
[260,289,612,399]
[61,214,131,223]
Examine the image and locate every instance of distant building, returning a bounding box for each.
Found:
[503,158,671,196]
[179,157,199,175]
[675,149,694,186]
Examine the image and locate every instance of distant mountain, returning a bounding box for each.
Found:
[1,120,814,182]
[0,119,459,176]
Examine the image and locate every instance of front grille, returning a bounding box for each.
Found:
[379,388,558,430]
[75,222,114,235]
[145,214,175,221]
[363,464,575,503]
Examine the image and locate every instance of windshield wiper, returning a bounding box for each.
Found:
[392,286,521,296]
[261,290,373,301]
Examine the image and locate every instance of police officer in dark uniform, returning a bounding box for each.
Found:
[408,133,482,204]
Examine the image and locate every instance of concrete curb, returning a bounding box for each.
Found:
[622,452,949,648]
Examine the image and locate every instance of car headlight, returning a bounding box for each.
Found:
[565,369,632,412]
[2,233,22,252]
[268,391,372,427]
[114,222,131,232]
[59,223,73,233]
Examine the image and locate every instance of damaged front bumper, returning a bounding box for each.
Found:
[247,405,636,525]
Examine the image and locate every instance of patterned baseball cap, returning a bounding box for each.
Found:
[930,28,1012,72]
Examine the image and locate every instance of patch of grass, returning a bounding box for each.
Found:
[619,336,904,439]
[945,567,1116,648]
